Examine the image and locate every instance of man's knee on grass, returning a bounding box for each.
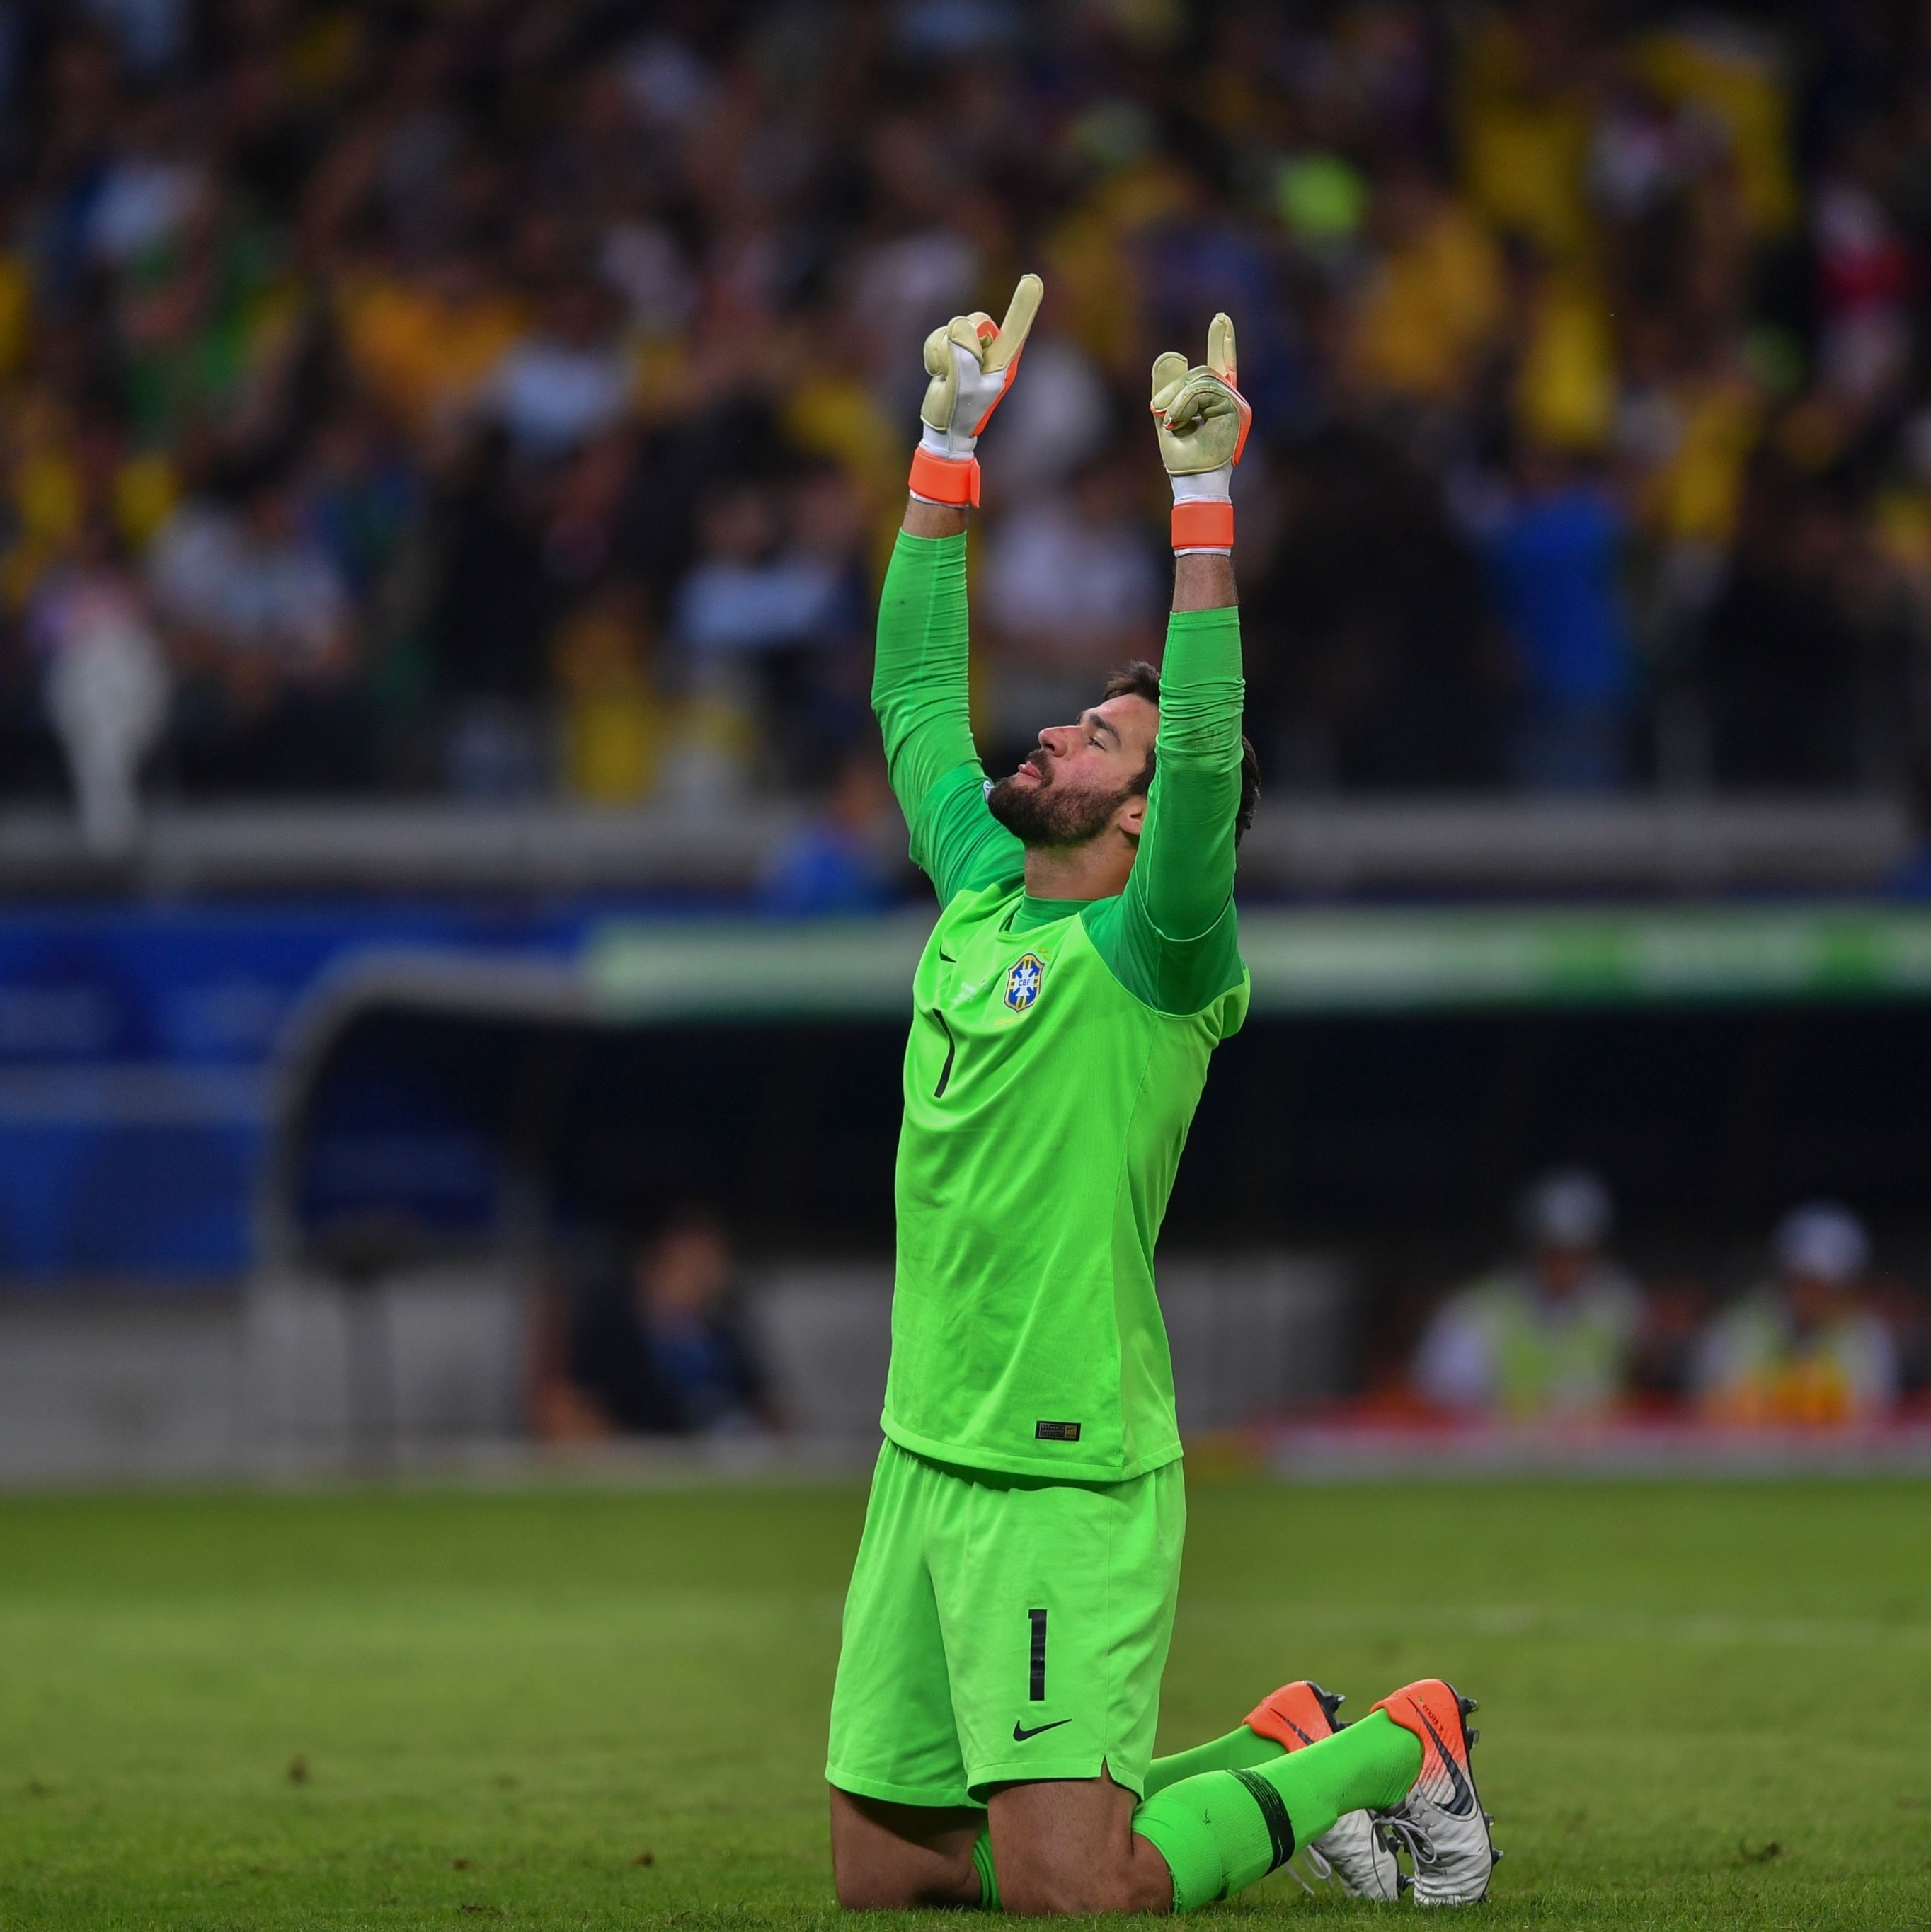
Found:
[985,1769,1174,1917]
[995,1855,1171,1917]
[829,1787,982,1911]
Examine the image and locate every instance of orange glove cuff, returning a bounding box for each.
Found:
[909,446,981,507]
[1171,500,1234,551]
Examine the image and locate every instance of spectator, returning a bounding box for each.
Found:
[1476,443,1638,791]
[302,401,423,604]
[758,744,903,916]
[1694,1204,1901,1425]
[978,447,1164,759]
[82,98,206,271]
[1412,1168,1644,1421]
[1244,423,1500,789]
[339,244,526,438]
[483,278,632,464]
[1344,157,1507,418]
[149,473,362,792]
[427,425,554,798]
[552,576,667,806]
[28,514,168,849]
[555,1211,771,1438]
[1813,150,1911,413]
[756,464,875,790]
[1699,470,1886,790]
[673,482,854,664]
[671,468,869,793]
[978,329,1111,500]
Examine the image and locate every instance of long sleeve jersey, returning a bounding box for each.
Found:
[870,529,1249,1480]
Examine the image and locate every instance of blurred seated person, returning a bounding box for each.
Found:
[147,473,364,792]
[757,744,903,916]
[1478,442,1637,794]
[1412,1168,1643,1420]
[28,517,171,850]
[552,1210,771,1437]
[1624,1275,1714,1405]
[1693,1204,1900,1425]
[482,277,632,464]
[670,471,870,795]
[553,577,669,805]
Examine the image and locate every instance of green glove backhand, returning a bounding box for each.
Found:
[1148,312,1251,551]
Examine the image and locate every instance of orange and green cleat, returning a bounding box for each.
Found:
[1244,1681,1403,1900]
[1372,1679,1499,1905]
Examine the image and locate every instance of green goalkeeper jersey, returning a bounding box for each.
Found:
[871,531,1249,1482]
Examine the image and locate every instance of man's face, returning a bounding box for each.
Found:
[987,693,1158,849]
[638,1225,732,1323]
[1786,1270,1855,1335]
[1534,1243,1594,1300]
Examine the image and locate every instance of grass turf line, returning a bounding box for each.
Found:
[0,1480,1925,1929]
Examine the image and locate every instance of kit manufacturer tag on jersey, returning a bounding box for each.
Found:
[1004,952,1045,1011]
[1033,1420,1082,1442]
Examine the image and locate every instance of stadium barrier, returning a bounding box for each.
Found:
[0,1294,242,1483]
[0,795,1907,897]
[743,1256,1351,1441]
[0,1256,1351,1480]
[3,1274,1923,1481]
[1259,1415,1931,1478]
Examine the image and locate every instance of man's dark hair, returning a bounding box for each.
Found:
[1101,660,1261,845]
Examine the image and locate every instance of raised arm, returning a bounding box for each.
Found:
[1110,316,1251,1011]
[871,502,975,822]
[870,277,1041,905]
[1130,559,1243,944]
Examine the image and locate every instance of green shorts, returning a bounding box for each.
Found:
[825,1438,1185,1807]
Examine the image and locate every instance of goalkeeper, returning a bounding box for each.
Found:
[825,277,1499,1913]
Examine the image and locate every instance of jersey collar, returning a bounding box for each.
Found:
[1012,892,1099,931]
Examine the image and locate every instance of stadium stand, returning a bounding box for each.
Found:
[4,2,1931,826]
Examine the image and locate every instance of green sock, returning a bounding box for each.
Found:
[970,1826,1002,1911]
[1132,1711,1422,1911]
[1142,1722,1285,1795]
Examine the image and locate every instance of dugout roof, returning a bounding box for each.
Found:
[265,903,1931,1273]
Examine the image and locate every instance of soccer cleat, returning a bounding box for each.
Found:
[1371,1680,1497,1906]
[1244,1681,1403,1902]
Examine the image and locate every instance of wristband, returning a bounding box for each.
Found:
[909,444,981,508]
[1171,499,1234,552]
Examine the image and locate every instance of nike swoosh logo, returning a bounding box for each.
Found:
[1416,1710,1476,1817]
[1012,1718,1072,1742]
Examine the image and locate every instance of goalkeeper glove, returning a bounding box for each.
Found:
[909,272,1043,509]
[1149,311,1251,553]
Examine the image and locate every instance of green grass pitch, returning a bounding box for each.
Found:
[1,1477,1926,1929]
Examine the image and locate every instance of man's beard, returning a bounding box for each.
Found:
[986,752,1133,848]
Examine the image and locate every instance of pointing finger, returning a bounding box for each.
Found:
[1206,312,1237,387]
[983,272,1044,372]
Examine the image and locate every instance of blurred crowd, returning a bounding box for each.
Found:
[16,0,1931,824]
[1409,1169,1930,1424]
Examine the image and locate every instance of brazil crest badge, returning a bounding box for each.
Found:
[1004,952,1045,1012]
